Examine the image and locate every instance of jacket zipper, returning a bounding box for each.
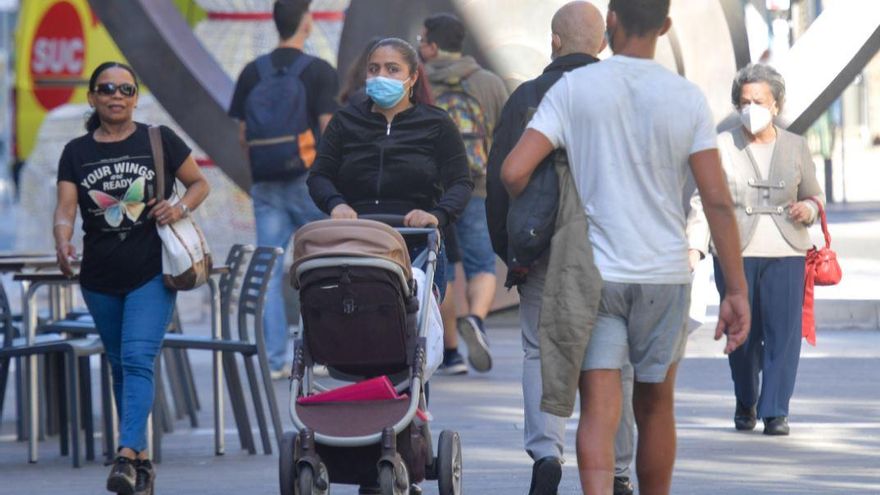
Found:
[376,120,392,203]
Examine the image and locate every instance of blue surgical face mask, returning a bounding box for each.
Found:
[366,76,409,109]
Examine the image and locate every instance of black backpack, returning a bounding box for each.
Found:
[505,84,562,284]
[244,54,315,182]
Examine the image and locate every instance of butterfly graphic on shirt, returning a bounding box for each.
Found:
[87,177,147,228]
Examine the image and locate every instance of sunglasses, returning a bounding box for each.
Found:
[94,82,137,97]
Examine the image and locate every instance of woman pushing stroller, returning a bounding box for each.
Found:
[307,37,473,301]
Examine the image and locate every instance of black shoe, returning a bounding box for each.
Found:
[457,315,492,372]
[435,349,468,375]
[528,456,562,495]
[614,476,635,495]
[134,459,155,495]
[763,416,790,436]
[734,401,757,431]
[106,456,137,494]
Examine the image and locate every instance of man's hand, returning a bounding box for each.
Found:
[715,291,750,354]
[330,203,357,220]
[403,209,439,228]
[688,249,702,272]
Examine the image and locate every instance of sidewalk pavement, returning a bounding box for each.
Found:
[2,312,879,494]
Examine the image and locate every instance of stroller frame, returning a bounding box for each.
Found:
[281,217,462,495]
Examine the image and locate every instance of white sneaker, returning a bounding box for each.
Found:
[270,364,292,380]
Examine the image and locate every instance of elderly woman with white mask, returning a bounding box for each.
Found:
[687,63,824,437]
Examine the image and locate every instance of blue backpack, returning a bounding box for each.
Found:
[244,54,316,182]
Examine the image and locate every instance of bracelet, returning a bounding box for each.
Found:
[179,203,191,218]
[54,219,73,228]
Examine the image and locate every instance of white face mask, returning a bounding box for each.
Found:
[740,103,773,135]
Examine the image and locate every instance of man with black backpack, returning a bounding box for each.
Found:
[485,4,642,494]
[228,0,339,379]
[419,12,508,375]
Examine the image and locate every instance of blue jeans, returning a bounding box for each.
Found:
[81,274,176,453]
[251,174,326,370]
[445,196,497,281]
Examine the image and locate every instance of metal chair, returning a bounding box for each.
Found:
[0,277,109,468]
[159,246,283,457]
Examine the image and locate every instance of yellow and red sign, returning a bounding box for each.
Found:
[15,0,125,160]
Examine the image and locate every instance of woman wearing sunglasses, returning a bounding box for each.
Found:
[53,61,210,495]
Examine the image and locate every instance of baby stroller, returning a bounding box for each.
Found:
[280,216,462,495]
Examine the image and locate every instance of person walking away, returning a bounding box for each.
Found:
[228,0,339,379]
[54,62,210,495]
[419,12,509,374]
[500,1,752,493]
[687,63,824,437]
[486,2,637,493]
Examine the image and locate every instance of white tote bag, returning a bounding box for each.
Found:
[149,126,212,291]
[411,267,444,380]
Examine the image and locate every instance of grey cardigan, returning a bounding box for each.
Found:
[688,126,824,254]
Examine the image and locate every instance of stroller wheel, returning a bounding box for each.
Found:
[298,462,330,495]
[279,432,298,495]
[437,430,462,495]
[378,462,410,495]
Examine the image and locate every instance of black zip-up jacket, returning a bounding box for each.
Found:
[307,96,473,227]
[486,53,600,263]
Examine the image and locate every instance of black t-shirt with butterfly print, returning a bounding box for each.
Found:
[57,123,191,294]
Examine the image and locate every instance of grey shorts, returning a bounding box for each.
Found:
[581,282,690,383]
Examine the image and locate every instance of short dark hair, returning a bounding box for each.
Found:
[423,13,466,53]
[608,0,670,37]
[273,0,311,40]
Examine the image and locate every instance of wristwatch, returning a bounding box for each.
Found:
[178,203,191,218]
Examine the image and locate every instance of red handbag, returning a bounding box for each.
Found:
[802,197,841,345]
[805,198,842,286]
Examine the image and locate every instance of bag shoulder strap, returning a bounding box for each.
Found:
[805,196,831,248]
[148,126,165,202]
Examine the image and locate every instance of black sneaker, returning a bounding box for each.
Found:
[134,459,155,495]
[106,456,137,494]
[435,350,467,375]
[457,315,492,372]
[613,476,635,495]
[528,456,562,495]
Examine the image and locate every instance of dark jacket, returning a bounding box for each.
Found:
[486,53,600,262]
[308,96,474,227]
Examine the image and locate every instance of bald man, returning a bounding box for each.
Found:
[486,3,637,495]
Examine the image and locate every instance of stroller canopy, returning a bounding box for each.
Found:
[292,219,413,281]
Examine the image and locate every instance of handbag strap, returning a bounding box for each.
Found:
[805,196,831,248]
[148,126,165,202]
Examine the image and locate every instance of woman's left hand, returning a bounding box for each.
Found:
[147,198,184,226]
[404,209,439,228]
[788,201,813,224]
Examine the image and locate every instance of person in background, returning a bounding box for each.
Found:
[419,12,509,374]
[228,0,339,380]
[687,63,824,436]
[500,0,751,492]
[54,61,209,495]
